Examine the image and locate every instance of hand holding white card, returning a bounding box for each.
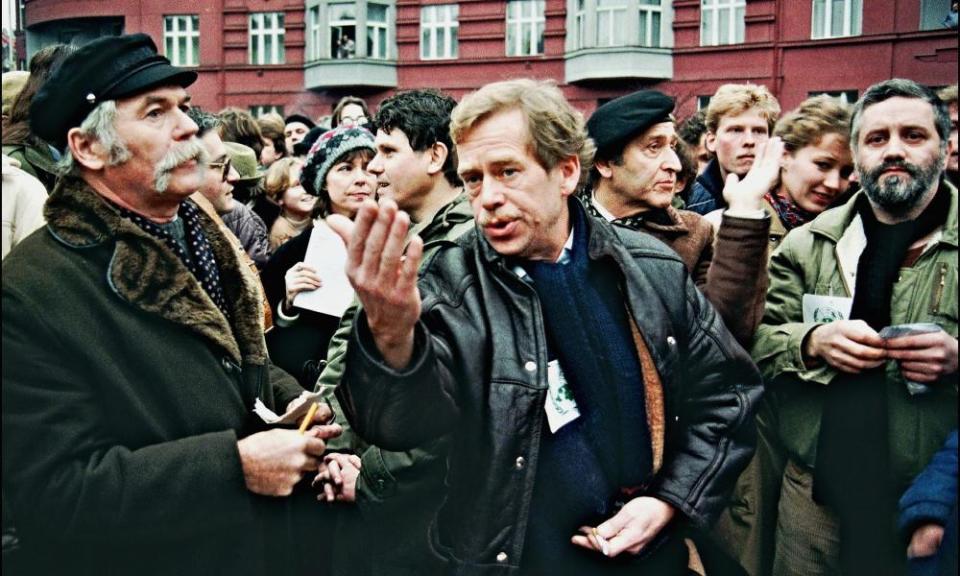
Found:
[293,220,355,317]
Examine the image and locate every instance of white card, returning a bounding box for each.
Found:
[293,220,355,318]
[544,360,580,433]
[802,294,853,324]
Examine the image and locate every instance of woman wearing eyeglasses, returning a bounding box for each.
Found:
[260,126,376,388]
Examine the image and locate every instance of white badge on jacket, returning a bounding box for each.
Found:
[802,294,853,324]
[545,360,580,433]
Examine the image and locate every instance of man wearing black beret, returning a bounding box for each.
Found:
[583,89,775,348]
[2,33,341,574]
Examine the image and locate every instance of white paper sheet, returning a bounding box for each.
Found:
[293,220,354,318]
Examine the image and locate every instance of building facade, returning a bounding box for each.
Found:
[21,0,959,121]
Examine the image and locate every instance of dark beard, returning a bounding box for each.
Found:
[860,158,941,215]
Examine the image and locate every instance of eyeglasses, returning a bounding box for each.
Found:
[208,158,233,182]
[340,116,368,127]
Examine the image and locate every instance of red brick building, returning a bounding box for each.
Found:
[21,0,959,121]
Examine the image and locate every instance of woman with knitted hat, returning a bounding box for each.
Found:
[260,125,376,388]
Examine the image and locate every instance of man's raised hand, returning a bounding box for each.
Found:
[327,199,424,370]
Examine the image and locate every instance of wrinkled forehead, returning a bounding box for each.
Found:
[858,96,938,134]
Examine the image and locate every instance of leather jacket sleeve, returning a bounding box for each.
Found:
[649,271,764,529]
[337,311,461,452]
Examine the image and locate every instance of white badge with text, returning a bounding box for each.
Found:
[545,360,580,433]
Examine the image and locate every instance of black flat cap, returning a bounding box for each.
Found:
[30,33,197,150]
[587,90,675,160]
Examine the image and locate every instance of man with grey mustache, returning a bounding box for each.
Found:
[2,34,340,575]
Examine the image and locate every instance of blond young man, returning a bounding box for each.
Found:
[687,84,781,215]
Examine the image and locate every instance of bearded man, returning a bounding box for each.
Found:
[753,78,958,576]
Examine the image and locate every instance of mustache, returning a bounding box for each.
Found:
[872,159,921,178]
[153,139,209,194]
[477,209,522,227]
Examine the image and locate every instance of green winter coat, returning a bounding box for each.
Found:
[2,142,60,192]
[751,182,958,489]
[318,193,475,576]
[2,176,310,575]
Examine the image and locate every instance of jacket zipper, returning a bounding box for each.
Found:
[933,262,946,314]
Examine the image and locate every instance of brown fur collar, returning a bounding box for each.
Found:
[44,176,267,365]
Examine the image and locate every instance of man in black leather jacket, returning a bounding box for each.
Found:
[330,79,763,575]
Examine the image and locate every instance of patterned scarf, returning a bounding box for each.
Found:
[115,200,230,319]
[764,190,818,230]
[581,191,673,230]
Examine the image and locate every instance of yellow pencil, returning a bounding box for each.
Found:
[298,402,319,434]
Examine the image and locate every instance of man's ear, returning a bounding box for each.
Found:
[425,141,449,176]
[66,128,107,171]
[705,131,717,154]
[594,158,614,179]
[556,154,581,198]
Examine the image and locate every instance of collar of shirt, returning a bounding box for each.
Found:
[511,226,575,282]
[590,190,618,222]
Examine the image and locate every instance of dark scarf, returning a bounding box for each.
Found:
[765,190,818,231]
[813,185,949,575]
[115,200,230,319]
[521,203,653,574]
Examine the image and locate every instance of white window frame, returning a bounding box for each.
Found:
[596,0,627,47]
[249,12,285,65]
[506,0,546,57]
[307,6,322,61]
[329,2,358,59]
[638,0,662,48]
[573,0,587,49]
[421,4,459,60]
[811,0,862,40]
[367,3,390,60]
[163,15,200,67]
[700,0,745,46]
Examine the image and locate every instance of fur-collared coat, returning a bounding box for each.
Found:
[1,176,309,575]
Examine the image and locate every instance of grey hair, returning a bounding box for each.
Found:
[850,79,951,154]
[57,100,131,176]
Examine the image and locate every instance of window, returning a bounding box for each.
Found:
[307,6,322,61]
[329,3,357,59]
[809,90,858,106]
[811,0,862,39]
[638,0,662,47]
[506,0,545,56]
[164,15,200,67]
[920,0,957,30]
[697,95,712,110]
[367,3,389,59]
[421,4,459,60]
[597,0,627,47]
[250,105,284,118]
[572,0,586,49]
[700,0,745,46]
[249,12,285,65]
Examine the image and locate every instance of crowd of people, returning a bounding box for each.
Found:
[1,33,957,576]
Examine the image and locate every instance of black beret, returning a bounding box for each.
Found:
[30,33,197,150]
[587,90,675,160]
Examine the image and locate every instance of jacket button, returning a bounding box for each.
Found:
[221,357,234,372]
[523,361,536,373]
[515,456,526,470]
[666,336,677,347]
[496,552,508,563]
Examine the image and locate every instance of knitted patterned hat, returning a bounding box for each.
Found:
[301,126,375,197]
